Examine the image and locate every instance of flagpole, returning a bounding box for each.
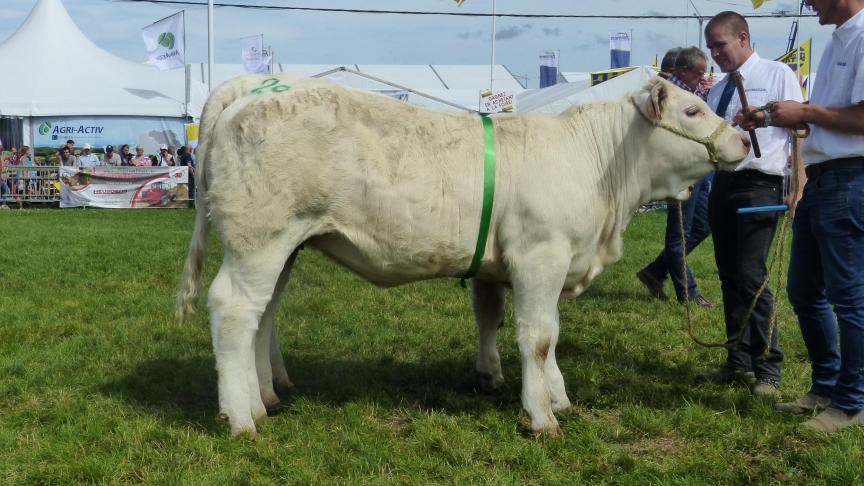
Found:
[183,10,190,117]
[208,0,214,92]
[489,0,496,89]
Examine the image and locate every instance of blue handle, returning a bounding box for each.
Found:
[737,204,788,214]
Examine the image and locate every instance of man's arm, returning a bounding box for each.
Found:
[773,102,864,134]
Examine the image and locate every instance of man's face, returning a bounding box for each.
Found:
[705,26,749,73]
[61,149,71,157]
[804,0,837,25]
[67,142,74,149]
[676,58,708,90]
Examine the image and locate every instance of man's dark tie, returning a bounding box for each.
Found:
[714,78,737,118]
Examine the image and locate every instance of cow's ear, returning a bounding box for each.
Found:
[648,80,669,121]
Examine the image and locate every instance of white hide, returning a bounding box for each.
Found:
[177,74,747,436]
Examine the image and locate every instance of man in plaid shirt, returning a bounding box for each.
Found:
[637,46,717,309]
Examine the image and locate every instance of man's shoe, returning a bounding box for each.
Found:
[751,378,780,398]
[687,295,717,309]
[802,407,864,433]
[694,368,756,386]
[636,269,668,301]
[775,392,831,415]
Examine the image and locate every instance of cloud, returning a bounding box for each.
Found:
[542,27,560,37]
[495,23,532,40]
[457,30,484,40]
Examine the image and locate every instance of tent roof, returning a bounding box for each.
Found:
[517,66,658,114]
[0,0,203,118]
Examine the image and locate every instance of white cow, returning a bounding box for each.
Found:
[177,75,748,437]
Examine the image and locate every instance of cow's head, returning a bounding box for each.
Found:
[632,77,748,201]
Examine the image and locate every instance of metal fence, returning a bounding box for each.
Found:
[1,165,61,206]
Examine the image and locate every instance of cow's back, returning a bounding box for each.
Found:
[203,75,498,281]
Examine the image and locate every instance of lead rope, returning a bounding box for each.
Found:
[683,113,809,351]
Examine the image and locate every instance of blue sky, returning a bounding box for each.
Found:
[0,0,831,88]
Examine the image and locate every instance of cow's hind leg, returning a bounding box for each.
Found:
[255,250,299,412]
[510,244,570,437]
[208,242,297,436]
[472,279,505,392]
[545,308,571,412]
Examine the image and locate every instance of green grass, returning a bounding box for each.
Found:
[1,208,862,484]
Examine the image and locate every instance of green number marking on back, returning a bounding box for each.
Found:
[251,78,291,95]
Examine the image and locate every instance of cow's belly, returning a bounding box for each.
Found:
[306,232,470,287]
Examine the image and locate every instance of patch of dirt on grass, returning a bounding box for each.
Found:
[622,435,683,456]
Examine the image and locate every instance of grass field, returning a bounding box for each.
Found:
[1,208,862,484]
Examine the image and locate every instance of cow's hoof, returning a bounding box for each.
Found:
[533,423,562,438]
[274,379,295,396]
[266,402,289,416]
[477,371,505,392]
[551,397,572,412]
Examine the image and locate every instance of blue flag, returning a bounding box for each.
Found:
[539,51,558,88]
[609,32,631,69]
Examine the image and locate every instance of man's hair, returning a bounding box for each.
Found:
[661,47,683,73]
[674,47,708,71]
[705,11,750,38]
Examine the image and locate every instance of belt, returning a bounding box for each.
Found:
[805,156,864,180]
[718,169,783,184]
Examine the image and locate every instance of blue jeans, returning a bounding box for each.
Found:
[787,168,864,412]
[643,174,712,301]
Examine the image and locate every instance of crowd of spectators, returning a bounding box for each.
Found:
[1,137,196,207]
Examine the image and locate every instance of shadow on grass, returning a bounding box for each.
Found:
[101,353,523,433]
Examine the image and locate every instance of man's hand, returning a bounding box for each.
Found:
[733,106,765,131]
[766,100,808,129]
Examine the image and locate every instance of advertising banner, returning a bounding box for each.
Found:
[185,123,199,149]
[539,50,559,88]
[776,38,812,100]
[59,166,189,208]
[479,90,515,114]
[241,34,272,74]
[609,32,631,69]
[142,11,186,70]
[33,116,186,154]
[591,67,638,86]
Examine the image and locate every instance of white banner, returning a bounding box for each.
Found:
[241,35,271,74]
[142,11,185,71]
[479,89,515,114]
[60,166,189,208]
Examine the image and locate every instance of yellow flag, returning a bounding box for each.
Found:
[775,38,812,99]
[752,0,767,8]
[454,0,465,6]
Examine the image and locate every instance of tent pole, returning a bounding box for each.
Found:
[489,0,496,89]
[208,0,214,92]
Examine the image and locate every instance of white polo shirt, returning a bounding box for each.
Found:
[803,7,864,165]
[707,52,803,176]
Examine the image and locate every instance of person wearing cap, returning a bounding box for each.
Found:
[101,145,121,167]
[77,144,99,169]
[157,145,174,167]
[736,0,864,433]
[55,139,74,162]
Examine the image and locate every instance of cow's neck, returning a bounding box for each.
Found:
[563,101,646,221]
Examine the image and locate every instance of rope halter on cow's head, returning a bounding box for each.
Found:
[631,80,729,168]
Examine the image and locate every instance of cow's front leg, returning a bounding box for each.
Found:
[545,308,571,412]
[472,279,506,391]
[510,244,570,437]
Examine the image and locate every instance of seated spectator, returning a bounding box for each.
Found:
[77,144,100,169]
[131,146,151,166]
[55,139,75,161]
[58,146,77,166]
[149,155,158,166]
[101,145,122,166]
[157,145,174,166]
[118,144,133,166]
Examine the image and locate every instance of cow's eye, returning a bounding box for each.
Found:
[686,106,703,117]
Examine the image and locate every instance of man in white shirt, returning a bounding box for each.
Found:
[77,144,100,169]
[737,0,864,433]
[693,11,804,397]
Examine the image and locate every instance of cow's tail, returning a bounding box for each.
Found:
[175,167,209,324]
[175,105,219,325]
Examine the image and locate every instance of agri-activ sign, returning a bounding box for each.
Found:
[31,116,185,154]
